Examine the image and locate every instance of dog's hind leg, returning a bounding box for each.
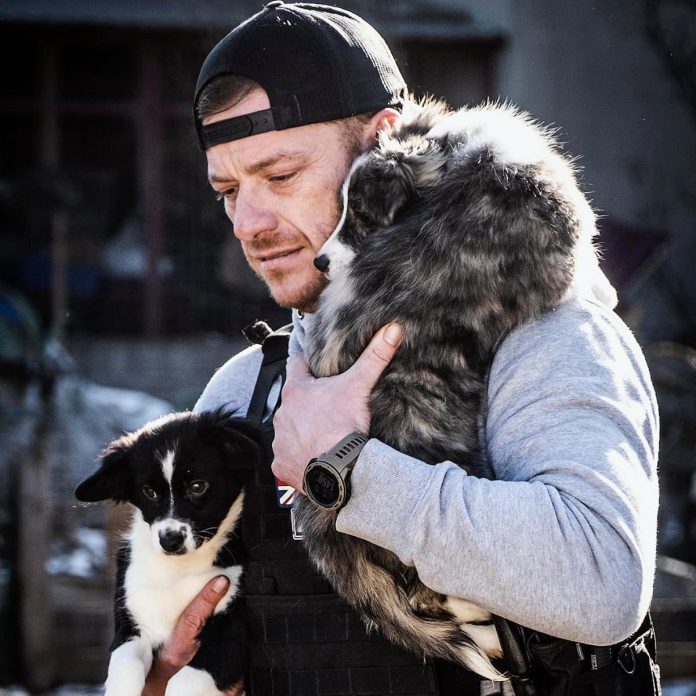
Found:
[166,666,226,696]
[105,636,152,696]
[180,603,248,695]
[407,581,449,618]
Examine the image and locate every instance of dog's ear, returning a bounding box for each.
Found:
[75,434,136,503]
[224,423,264,474]
[352,135,444,227]
[199,411,264,474]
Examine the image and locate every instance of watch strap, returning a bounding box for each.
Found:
[317,432,369,475]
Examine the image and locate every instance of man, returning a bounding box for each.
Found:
[142,3,659,695]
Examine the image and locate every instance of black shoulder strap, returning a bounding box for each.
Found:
[245,323,292,425]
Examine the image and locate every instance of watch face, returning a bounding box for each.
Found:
[306,464,341,507]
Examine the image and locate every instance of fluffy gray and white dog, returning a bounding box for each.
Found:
[294,99,615,680]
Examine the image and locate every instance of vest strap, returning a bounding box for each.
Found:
[246,325,292,425]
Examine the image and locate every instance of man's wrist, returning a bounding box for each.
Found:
[303,432,368,510]
[142,661,175,696]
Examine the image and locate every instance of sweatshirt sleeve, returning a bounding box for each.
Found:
[335,298,659,645]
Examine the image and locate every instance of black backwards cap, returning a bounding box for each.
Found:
[194,1,407,150]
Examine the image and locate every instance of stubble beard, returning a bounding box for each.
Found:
[266,266,328,314]
[243,233,330,313]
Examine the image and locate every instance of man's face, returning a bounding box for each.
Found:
[205,89,361,312]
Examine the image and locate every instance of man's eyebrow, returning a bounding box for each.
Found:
[246,151,306,175]
[208,151,307,186]
[209,173,236,185]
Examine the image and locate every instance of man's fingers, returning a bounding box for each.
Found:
[180,575,230,634]
[143,576,233,694]
[271,323,402,489]
[224,681,246,696]
[346,323,403,389]
[164,575,230,665]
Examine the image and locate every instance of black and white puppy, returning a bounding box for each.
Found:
[76,410,261,696]
[297,100,616,680]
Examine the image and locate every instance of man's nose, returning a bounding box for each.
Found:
[232,189,277,240]
[314,254,330,273]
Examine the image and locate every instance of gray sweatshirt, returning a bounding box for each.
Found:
[195,295,659,649]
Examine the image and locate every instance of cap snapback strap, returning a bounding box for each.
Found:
[201,108,276,149]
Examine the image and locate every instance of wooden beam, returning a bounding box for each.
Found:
[16,44,62,692]
[39,43,70,345]
[138,45,165,336]
[18,393,54,691]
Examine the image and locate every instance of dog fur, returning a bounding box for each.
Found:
[75,410,261,696]
[295,99,615,680]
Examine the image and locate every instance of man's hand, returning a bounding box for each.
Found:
[272,323,403,491]
[141,575,244,696]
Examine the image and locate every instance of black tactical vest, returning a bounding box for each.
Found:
[240,325,482,696]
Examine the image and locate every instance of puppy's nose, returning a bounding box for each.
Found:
[314,254,330,273]
[159,529,185,554]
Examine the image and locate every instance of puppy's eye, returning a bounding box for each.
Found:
[188,480,209,498]
[142,485,158,501]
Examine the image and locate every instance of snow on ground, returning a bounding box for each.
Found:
[663,679,696,696]
[79,380,174,432]
[46,527,108,578]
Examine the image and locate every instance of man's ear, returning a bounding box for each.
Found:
[75,435,135,503]
[360,107,400,151]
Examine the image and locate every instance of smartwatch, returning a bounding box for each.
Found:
[303,432,368,511]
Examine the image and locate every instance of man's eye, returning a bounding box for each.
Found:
[269,171,297,184]
[142,485,158,501]
[188,480,209,498]
[215,188,237,201]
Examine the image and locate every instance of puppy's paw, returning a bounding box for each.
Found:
[104,672,146,696]
[166,665,223,696]
[105,637,152,696]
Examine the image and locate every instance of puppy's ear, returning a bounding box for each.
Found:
[199,411,264,473]
[75,434,135,503]
[354,136,444,227]
[224,423,264,474]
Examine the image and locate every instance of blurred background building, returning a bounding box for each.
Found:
[0,0,695,692]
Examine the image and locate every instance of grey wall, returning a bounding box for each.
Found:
[497,0,696,342]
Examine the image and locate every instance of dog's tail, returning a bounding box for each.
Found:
[296,496,506,680]
[343,553,506,681]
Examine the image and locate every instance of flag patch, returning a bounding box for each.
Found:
[275,477,297,508]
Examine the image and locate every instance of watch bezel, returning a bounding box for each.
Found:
[302,432,368,511]
[303,459,349,511]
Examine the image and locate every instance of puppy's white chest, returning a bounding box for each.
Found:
[125,561,241,647]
